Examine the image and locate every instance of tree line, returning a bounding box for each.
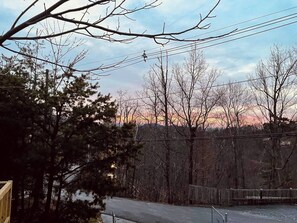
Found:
[115,45,297,204]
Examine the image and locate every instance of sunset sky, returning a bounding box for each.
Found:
[1,0,297,96]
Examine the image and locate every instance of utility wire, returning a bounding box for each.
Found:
[93,13,297,75]
[144,12,297,59]
[3,7,297,76]
[2,8,297,89]
[80,5,297,66]
[81,10,297,68]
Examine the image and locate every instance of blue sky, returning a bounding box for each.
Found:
[1,0,297,96]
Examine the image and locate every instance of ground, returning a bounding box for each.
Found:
[101,197,297,223]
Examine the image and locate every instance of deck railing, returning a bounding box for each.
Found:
[0,181,12,223]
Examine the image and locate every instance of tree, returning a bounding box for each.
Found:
[249,45,297,188]
[0,47,141,223]
[0,0,230,71]
[217,83,251,188]
[116,90,139,125]
[114,90,140,197]
[142,53,173,203]
[0,58,37,216]
[171,45,221,187]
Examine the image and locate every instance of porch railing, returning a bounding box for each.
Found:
[0,181,12,223]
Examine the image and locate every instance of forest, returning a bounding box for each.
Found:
[114,45,297,204]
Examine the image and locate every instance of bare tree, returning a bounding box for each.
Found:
[249,45,297,188]
[0,0,231,71]
[218,83,251,129]
[141,53,174,203]
[217,83,251,188]
[141,73,163,125]
[171,45,221,186]
[116,90,139,125]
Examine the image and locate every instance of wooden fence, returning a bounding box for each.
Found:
[189,185,297,206]
[0,181,12,223]
[189,185,231,205]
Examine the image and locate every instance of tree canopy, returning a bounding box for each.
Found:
[0,48,141,223]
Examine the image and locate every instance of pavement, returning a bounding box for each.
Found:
[102,197,297,223]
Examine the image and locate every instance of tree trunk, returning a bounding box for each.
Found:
[188,130,195,186]
[232,136,239,189]
[31,170,44,211]
[165,139,171,203]
[45,145,55,215]
[239,147,246,188]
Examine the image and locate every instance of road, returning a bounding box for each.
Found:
[103,197,297,223]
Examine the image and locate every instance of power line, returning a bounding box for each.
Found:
[2,7,297,90]
[145,12,297,59]
[93,12,297,75]
[81,9,297,68]
[80,5,297,66]
[2,7,297,77]
[136,11,297,60]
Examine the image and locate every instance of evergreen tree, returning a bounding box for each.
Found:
[0,52,141,223]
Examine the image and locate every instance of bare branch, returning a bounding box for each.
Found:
[1,0,227,45]
[2,44,120,75]
[11,0,39,29]
[0,0,229,74]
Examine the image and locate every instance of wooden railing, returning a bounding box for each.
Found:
[189,185,297,206]
[0,181,12,223]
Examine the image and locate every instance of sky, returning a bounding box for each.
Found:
[1,0,297,97]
